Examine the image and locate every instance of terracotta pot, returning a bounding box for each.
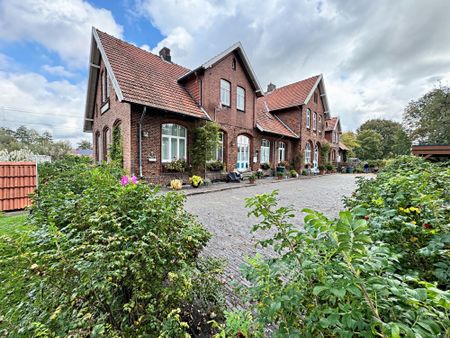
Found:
[249,179,255,184]
[277,175,283,180]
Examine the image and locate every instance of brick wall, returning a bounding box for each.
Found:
[92,58,132,173]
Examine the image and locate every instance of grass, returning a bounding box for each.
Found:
[0,212,34,334]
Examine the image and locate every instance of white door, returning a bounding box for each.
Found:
[313,144,319,169]
[236,135,250,171]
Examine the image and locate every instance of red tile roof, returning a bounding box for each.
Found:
[261,75,321,111]
[255,100,298,138]
[96,29,208,119]
[325,117,338,131]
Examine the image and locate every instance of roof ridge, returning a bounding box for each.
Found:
[268,74,321,93]
[94,27,191,73]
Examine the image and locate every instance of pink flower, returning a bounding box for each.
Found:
[120,176,129,186]
[131,175,138,184]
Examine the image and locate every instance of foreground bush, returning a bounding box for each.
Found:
[346,156,450,287]
[220,191,449,337]
[5,159,223,336]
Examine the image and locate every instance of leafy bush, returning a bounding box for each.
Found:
[289,169,298,177]
[326,163,333,171]
[260,163,270,170]
[256,170,264,179]
[206,160,224,172]
[220,191,449,337]
[5,158,223,336]
[346,156,450,287]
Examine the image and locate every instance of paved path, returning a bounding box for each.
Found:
[185,174,369,308]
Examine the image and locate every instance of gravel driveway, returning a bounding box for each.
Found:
[185,174,367,308]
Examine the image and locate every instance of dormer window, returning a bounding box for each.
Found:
[220,79,231,107]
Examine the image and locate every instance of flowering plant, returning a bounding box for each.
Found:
[189,175,203,188]
[121,175,138,186]
[170,179,183,190]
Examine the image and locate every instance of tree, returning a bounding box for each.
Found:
[190,121,221,178]
[355,130,383,160]
[403,85,450,144]
[357,119,410,158]
[77,139,92,150]
[341,131,359,157]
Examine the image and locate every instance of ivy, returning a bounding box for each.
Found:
[110,124,123,165]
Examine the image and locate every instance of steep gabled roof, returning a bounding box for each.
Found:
[178,42,264,97]
[255,100,299,138]
[258,74,330,117]
[325,116,340,132]
[84,28,208,132]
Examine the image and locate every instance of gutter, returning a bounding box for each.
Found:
[138,106,147,178]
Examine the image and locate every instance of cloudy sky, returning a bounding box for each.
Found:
[1,0,449,146]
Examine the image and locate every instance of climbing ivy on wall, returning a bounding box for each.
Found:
[110,124,123,165]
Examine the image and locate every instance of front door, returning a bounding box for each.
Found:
[236,135,250,171]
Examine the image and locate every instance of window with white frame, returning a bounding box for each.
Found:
[306,109,311,129]
[161,124,187,162]
[260,139,270,164]
[101,70,110,103]
[220,79,231,106]
[237,86,245,111]
[318,116,323,134]
[211,132,224,161]
[313,144,319,168]
[304,143,311,164]
[278,142,286,163]
[313,112,317,131]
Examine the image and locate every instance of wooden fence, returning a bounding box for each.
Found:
[0,162,37,211]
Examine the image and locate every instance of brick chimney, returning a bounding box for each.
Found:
[159,47,171,62]
[267,82,276,92]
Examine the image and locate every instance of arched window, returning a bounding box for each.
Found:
[278,142,286,163]
[95,131,101,163]
[162,124,187,162]
[260,139,270,164]
[313,144,319,168]
[102,127,110,162]
[318,115,323,134]
[306,109,311,129]
[236,135,250,171]
[304,142,311,164]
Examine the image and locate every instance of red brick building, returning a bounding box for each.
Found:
[84,28,343,183]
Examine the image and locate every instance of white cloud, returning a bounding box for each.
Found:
[42,64,75,77]
[0,0,123,68]
[136,0,450,130]
[0,70,86,146]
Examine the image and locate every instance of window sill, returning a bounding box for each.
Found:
[237,109,245,113]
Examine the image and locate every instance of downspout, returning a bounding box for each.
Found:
[138,106,147,178]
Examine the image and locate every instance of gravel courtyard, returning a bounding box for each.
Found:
[185,174,368,308]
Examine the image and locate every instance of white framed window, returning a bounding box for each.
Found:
[306,109,311,129]
[220,79,231,106]
[101,70,110,103]
[237,86,245,111]
[278,142,286,163]
[260,139,270,164]
[211,132,224,161]
[236,135,250,171]
[313,112,317,131]
[102,127,110,162]
[95,131,101,164]
[318,116,323,134]
[161,123,187,162]
[304,143,311,164]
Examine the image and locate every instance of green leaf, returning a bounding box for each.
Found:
[313,285,329,296]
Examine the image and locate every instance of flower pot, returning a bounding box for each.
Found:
[277,175,283,180]
[249,179,255,184]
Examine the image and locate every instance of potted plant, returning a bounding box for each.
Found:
[248,173,257,184]
[276,161,288,176]
[256,169,264,179]
[326,163,333,173]
[260,162,270,170]
[301,169,308,176]
[206,160,224,172]
[170,179,183,190]
[318,165,325,175]
[290,169,298,178]
[164,159,186,173]
[276,171,284,180]
[189,175,203,188]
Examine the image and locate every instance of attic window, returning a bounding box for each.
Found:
[314,92,318,104]
[232,58,236,70]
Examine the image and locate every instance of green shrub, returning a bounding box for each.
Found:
[326,163,333,171]
[260,162,270,170]
[289,169,298,177]
[7,159,223,336]
[220,191,449,337]
[206,160,224,172]
[346,156,450,287]
[164,159,186,172]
